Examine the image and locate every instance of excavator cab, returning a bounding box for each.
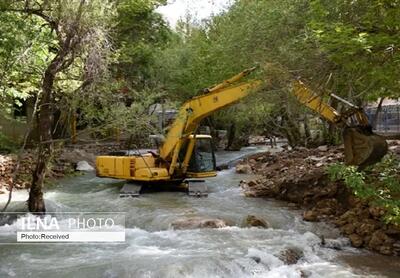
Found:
[186,135,217,178]
[293,81,388,168]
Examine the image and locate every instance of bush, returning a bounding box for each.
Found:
[0,132,18,153]
[328,156,400,225]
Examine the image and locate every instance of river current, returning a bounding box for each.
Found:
[0,146,399,277]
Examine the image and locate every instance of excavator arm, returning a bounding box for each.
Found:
[292,80,342,124]
[292,80,388,168]
[159,68,262,162]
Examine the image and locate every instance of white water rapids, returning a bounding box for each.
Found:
[0,146,399,277]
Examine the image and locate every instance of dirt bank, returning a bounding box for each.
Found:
[0,143,120,195]
[237,143,400,256]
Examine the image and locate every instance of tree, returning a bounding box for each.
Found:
[309,0,400,101]
[1,0,112,213]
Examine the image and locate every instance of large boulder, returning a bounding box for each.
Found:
[171,217,228,230]
[60,149,96,165]
[75,161,95,171]
[243,215,270,228]
[236,164,253,174]
[349,234,363,247]
[368,230,394,255]
[278,248,304,265]
[303,210,318,222]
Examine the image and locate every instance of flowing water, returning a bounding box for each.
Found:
[0,146,399,278]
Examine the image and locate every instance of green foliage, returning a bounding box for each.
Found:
[0,12,51,111]
[113,0,171,90]
[153,0,327,145]
[0,132,17,153]
[327,163,374,198]
[309,0,400,100]
[328,157,400,225]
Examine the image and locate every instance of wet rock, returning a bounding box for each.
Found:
[278,248,304,265]
[322,238,350,250]
[379,246,393,256]
[341,223,356,235]
[349,234,363,247]
[303,210,318,222]
[300,270,312,278]
[314,199,339,216]
[75,161,95,171]
[236,164,252,174]
[368,230,394,254]
[171,217,228,230]
[244,215,270,228]
[249,256,261,263]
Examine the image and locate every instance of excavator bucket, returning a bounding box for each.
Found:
[342,126,388,169]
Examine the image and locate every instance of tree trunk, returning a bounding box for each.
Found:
[303,115,311,147]
[225,122,236,150]
[371,97,385,130]
[28,59,59,213]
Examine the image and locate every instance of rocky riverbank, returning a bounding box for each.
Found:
[237,143,400,256]
[0,143,121,195]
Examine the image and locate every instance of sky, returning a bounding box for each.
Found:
[156,0,232,28]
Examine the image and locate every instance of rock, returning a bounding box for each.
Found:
[244,215,270,228]
[300,270,312,278]
[349,234,363,247]
[356,220,378,236]
[287,202,298,209]
[369,206,385,219]
[247,180,259,187]
[322,238,349,250]
[278,248,304,265]
[250,256,261,263]
[306,155,324,162]
[171,217,228,230]
[368,230,394,253]
[314,199,339,216]
[75,161,95,171]
[317,145,328,152]
[303,210,318,222]
[385,224,400,235]
[341,223,356,235]
[235,164,252,174]
[378,246,393,255]
[60,149,96,165]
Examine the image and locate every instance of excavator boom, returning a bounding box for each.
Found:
[160,69,262,161]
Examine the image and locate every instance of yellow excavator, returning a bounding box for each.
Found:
[293,80,388,169]
[96,68,387,196]
[96,67,262,196]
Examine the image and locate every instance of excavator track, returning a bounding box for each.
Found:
[120,182,142,197]
[186,180,208,197]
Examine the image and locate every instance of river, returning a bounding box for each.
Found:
[0,146,399,277]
